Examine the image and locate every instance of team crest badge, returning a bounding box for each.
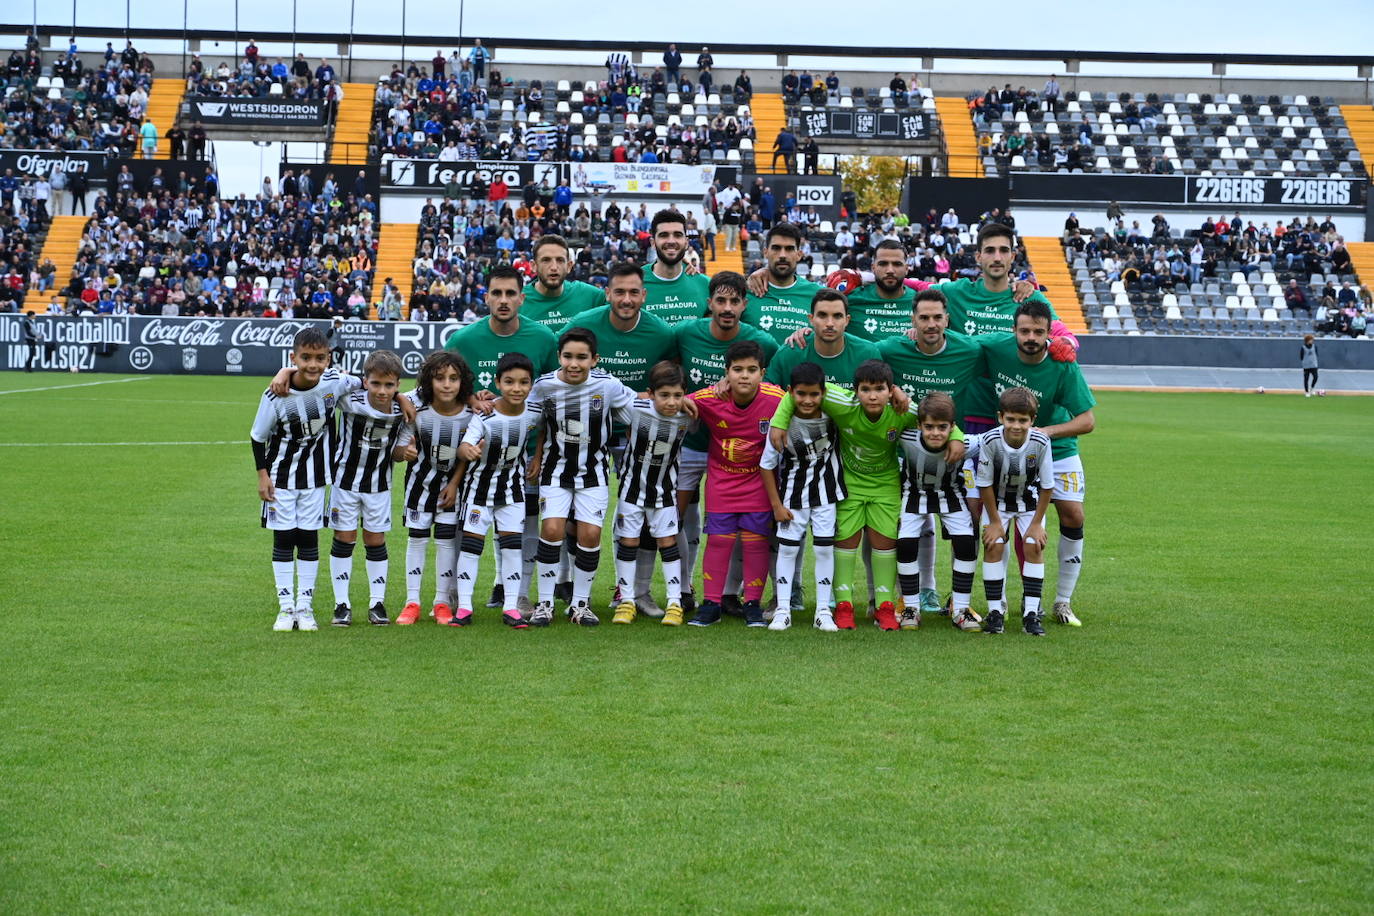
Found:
[324,393,336,409]
[181,347,198,371]
[590,394,604,411]
[759,420,770,434]
[330,505,340,522]
[468,508,482,527]
[886,428,898,441]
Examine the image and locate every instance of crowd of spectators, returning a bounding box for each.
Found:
[54,175,379,319]
[184,43,342,104]
[373,43,755,165]
[3,33,157,157]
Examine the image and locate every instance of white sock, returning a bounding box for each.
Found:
[982,554,1008,611]
[365,558,388,606]
[952,557,975,610]
[295,560,318,611]
[775,542,800,609]
[456,542,481,610]
[634,547,656,601]
[613,544,636,604]
[435,535,457,607]
[558,533,574,586]
[537,537,561,603]
[898,557,921,605]
[918,529,937,592]
[330,554,352,606]
[273,561,294,611]
[573,546,600,605]
[1056,533,1084,603]
[405,535,428,604]
[500,545,523,613]
[1023,561,1045,616]
[662,552,683,605]
[813,544,834,612]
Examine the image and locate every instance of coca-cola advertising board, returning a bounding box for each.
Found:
[0,315,464,376]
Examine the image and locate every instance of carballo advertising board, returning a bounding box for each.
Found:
[0,315,462,376]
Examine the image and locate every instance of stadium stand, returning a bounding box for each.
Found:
[372,63,756,167]
[54,185,379,318]
[1064,212,1370,337]
[971,90,1367,179]
[142,78,185,160]
[33,214,85,308]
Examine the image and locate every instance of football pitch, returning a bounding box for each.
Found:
[2,372,1370,913]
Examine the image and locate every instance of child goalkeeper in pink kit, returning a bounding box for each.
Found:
[684,339,785,628]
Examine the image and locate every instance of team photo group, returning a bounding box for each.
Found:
[251,210,1096,637]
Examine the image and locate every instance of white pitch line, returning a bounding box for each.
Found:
[0,439,249,447]
[0,376,155,396]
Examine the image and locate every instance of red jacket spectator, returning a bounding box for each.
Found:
[488,178,509,203]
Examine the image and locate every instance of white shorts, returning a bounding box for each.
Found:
[615,503,680,539]
[540,485,611,528]
[776,503,837,541]
[330,488,393,532]
[1052,454,1086,503]
[676,447,708,492]
[403,506,459,531]
[463,502,524,535]
[900,507,973,539]
[979,509,1042,542]
[263,486,327,531]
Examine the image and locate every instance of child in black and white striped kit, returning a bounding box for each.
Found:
[251,328,358,632]
[610,361,693,627]
[326,350,408,627]
[975,386,1055,637]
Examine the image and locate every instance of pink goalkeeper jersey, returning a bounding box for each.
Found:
[688,383,786,513]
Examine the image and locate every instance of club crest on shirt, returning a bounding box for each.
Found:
[590,394,604,410]
[324,394,336,409]
[758,420,770,435]
[886,428,898,441]
[330,505,340,522]
[468,508,482,527]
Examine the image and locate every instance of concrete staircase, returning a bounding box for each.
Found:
[1022,237,1087,334]
[329,83,375,165]
[143,78,185,160]
[704,232,744,275]
[1343,241,1374,291]
[750,93,790,174]
[1339,105,1374,176]
[934,96,983,178]
[373,223,419,317]
[35,215,88,308]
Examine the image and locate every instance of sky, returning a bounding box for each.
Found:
[14,0,1374,66]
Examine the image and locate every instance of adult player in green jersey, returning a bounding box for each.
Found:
[567,262,678,391]
[568,262,679,616]
[770,360,948,631]
[741,222,824,345]
[977,299,1095,628]
[641,209,712,324]
[519,235,606,333]
[673,271,779,614]
[845,239,919,341]
[446,265,559,393]
[939,223,1076,431]
[877,286,985,617]
[765,287,879,390]
[446,265,559,612]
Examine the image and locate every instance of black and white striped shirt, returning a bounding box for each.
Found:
[974,428,1054,515]
[460,404,543,508]
[899,430,967,515]
[333,390,405,493]
[398,399,474,513]
[759,416,845,510]
[530,370,636,490]
[615,399,692,509]
[250,368,356,490]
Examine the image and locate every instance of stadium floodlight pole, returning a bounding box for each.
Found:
[345,0,354,82]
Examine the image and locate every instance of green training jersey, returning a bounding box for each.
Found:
[765,333,880,390]
[846,282,916,341]
[876,330,985,419]
[675,317,779,451]
[519,279,605,334]
[641,263,711,324]
[771,382,919,497]
[977,332,1096,460]
[566,306,678,392]
[446,316,559,392]
[942,278,1059,419]
[743,276,825,345]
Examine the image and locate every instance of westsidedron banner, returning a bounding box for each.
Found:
[0,315,462,376]
[181,97,327,126]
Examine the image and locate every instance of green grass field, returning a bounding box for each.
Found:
[1,372,1371,913]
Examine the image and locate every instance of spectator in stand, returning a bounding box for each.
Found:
[469,40,488,80]
[664,44,682,86]
[1284,278,1310,316]
[772,126,797,173]
[697,47,713,75]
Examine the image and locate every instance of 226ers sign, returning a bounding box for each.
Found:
[1186,176,1360,207]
